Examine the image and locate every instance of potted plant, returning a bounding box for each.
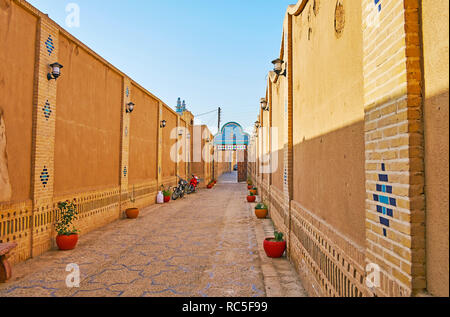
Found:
[250,187,258,196]
[254,202,268,219]
[247,192,256,203]
[263,231,286,258]
[162,186,171,203]
[207,180,214,189]
[55,200,79,251]
[247,178,253,189]
[126,185,139,219]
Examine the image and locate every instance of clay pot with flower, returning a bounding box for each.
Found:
[263,231,286,258]
[162,186,171,203]
[249,187,258,196]
[247,192,256,203]
[55,200,79,251]
[254,203,268,219]
[125,185,139,219]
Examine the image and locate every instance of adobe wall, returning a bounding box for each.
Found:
[128,84,158,184]
[0,0,201,265]
[0,0,36,203]
[55,34,122,196]
[249,0,448,297]
[291,0,366,247]
[421,0,449,297]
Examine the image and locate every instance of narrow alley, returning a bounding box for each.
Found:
[0,173,306,297]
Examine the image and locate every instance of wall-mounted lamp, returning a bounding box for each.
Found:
[260,98,269,111]
[47,62,64,81]
[255,121,261,129]
[272,58,286,77]
[125,102,135,113]
[160,120,167,128]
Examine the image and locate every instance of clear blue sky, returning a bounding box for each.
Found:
[28,0,294,134]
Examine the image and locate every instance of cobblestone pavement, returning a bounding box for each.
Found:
[0,174,307,297]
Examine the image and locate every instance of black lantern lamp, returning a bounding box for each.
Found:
[272,58,286,77]
[125,102,135,113]
[255,120,261,129]
[160,120,167,128]
[260,98,269,111]
[47,62,63,81]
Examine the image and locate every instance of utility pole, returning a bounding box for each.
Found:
[218,107,222,132]
[213,107,221,181]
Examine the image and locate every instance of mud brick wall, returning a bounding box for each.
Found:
[0,0,207,265]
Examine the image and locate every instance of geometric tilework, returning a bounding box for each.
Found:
[42,100,52,121]
[40,166,49,188]
[374,0,382,12]
[45,35,55,56]
[123,166,127,177]
[374,163,396,237]
[125,87,129,97]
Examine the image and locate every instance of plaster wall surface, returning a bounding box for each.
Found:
[291,0,366,247]
[128,84,158,184]
[55,34,122,195]
[422,0,449,297]
[0,1,36,202]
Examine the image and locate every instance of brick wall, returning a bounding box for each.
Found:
[363,0,425,296]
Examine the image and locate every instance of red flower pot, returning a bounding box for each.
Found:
[247,185,252,190]
[207,184,214,189]
[56,234,79,251]
[126,208,139,219]
[164,196,170,203]
[263,238,286,258]
[247,195,256,202]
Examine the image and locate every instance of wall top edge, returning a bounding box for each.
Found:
[13,0,179,118]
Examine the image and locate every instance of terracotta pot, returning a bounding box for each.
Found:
[56,234,79,251]
[164,196,171,203]
[247,196,256,203]
[263,238,286,258]
[255,208,268,219]
[207,184,214,189]
[126,208,139,219]
[250,189,257,196]
[247,185,252,190]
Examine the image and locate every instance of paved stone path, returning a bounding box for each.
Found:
[0,173,307,297]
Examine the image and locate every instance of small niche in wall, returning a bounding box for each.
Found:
[313,0,320,15]
[334,0,345,38]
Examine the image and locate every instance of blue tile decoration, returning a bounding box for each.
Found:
[42,100,52,120]
[123,166,127,177]
[40,167,49,187]
[374,0,382,12]
[45,35,55,56]
[374,163,397,236]
[126,87,129,97]
[380,217,390,227]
